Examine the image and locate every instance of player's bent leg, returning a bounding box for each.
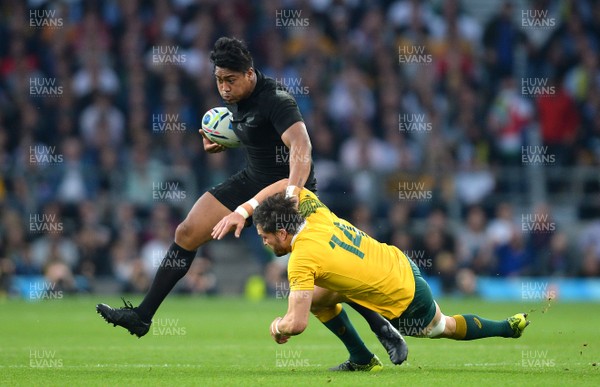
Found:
[310,287,381,371]
[311,288,408,365]
[96,193,231,337]
[135,193,231,317]
[175,192,232,250]
[425,302,530,340]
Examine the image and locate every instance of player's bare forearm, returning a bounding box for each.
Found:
[270,290,312,343]
[281,122,312,189]
[254,179,288,203]
[211,179,288,240]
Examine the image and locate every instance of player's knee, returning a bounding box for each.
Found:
[175,221,197,248]
[426,314,448,338]
[310,303,324,315]
[311,303,342,323]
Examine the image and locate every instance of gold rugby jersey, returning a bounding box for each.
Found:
[288,189,416,319]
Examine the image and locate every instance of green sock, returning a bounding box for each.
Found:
[453,314,513,340]
[323,308,373,364]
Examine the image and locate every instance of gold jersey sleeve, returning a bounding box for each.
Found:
[288,189,416,320]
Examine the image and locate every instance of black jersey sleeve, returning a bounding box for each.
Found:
[265,89,304,136]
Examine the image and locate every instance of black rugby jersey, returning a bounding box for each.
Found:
[225,70,315,185]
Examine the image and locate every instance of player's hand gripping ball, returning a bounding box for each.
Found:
[201,107,241,148]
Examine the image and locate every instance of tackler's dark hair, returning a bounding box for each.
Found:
[253,193,305,235]
[209,37,253,72]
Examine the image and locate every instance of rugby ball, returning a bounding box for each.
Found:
[201,107,241,148]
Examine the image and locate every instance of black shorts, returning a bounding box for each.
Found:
[208,169,317,211]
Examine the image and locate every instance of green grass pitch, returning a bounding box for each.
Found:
[0,296,598,386]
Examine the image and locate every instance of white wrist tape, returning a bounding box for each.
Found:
[285,185,299,199]
[235,206,250,219]
[275,318,282,335]
[247,198,259,210]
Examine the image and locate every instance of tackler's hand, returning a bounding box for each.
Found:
[212,212,246,240]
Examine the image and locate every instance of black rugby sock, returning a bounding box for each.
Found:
[136,242,196,322]
[323,308,373,365]
[348,302,389,335]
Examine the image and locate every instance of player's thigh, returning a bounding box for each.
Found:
[394,261,437,337]
[311,286,345,311]
[175,192,231,250]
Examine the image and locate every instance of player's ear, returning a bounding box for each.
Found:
[276,228,287,240]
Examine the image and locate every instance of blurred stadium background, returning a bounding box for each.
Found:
[1,0,599,302]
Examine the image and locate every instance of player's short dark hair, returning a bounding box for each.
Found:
[209,37,253,72]
[253,193,305,235]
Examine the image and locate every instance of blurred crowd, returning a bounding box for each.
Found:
[1,0,600,298]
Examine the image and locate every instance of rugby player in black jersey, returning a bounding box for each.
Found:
[96,37,406,370]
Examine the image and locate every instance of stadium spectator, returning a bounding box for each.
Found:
[457,205,494,274]
[482,1,527,89]
[124,140,167,210]
[109,225,147,293]
[74,200,112,278]
[579,220,600,277]
[527,203,558,276]
[78,93,125,150]
[51,137,98,205]
[29,202,79,271]
[487,76,534,166]
[536,75,580,165]
[415,207,458,293]
[486,201,518,247]
[180,254,218,295]
[494,229,534,277]
[546,231,577,276]
[339,119,400,204]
